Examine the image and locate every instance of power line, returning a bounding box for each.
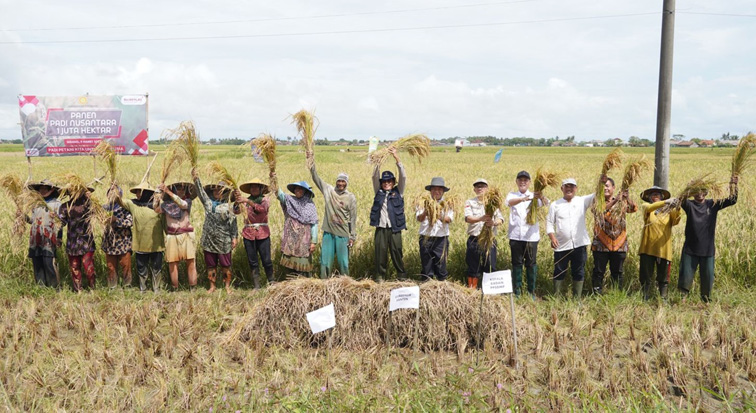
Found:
[678,11,756,18]
[2,0,543,32]
[0,12,658,45]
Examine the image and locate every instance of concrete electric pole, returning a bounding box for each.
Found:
[654,0,676,189]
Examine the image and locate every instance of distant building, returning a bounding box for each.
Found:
[699,140,715,147]
[674,141,699,148]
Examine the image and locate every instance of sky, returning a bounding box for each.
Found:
[1,0,755,142]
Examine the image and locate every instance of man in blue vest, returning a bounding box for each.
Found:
[370,147,407,282]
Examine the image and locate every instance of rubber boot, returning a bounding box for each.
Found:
[223,267,233,294]
[467,277,473,288]
[658,282,669,301]
[207,268,217,293]
[642,283,651,301]
[526,265,538,299]
[554,280,565,297]
[471,277,479,289]
[252,268,261,290]
[512,267,523,296]
[572,280,584,300]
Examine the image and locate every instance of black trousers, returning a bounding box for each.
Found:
[243,237,274,282]
[31,255,58,288]
[465,236,496,278]
[419,236,449,281]
[553,246,587,281]
[591,250,627,289]
[135,252,164,292]
[374,227,405,280]
[509,240,538,268]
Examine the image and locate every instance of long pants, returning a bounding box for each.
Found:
[466,236,496,279]
[638,253,670,287]
[678,252,715,302]
[553,246,587,281]
[136,252,164,292]
[243,237,274,283]
[321,232,349,278]
[31,255,58,288]
[374,227,405,281]
[69,252,96,292]
[106,252,132,288]
[419,235,449,281]
[510,240,538,294]
[591,250,627,290]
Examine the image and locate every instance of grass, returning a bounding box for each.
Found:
[0,145,754,410]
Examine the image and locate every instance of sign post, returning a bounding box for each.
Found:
[388,285,421,358]
[481,270,518,368]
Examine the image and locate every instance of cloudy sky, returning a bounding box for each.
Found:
[1,0,755,142]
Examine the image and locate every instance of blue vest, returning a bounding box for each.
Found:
[369,188,406,232]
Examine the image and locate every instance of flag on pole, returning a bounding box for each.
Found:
[493,149,503,163]
[306,303,336,334]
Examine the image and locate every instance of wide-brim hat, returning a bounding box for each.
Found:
[204,181,234,199]
[28,179,60,197]
[640,186,671,202]
[425,177,450,192]
[287,181,315,198]
[168,182,198,200]
[240,179,270,195]
[130,181,155,196]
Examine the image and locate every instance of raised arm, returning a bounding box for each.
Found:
[308,153,327,193]
[372,163,381,193]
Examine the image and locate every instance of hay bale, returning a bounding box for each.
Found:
[236,277,517,355]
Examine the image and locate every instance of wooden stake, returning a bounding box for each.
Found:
[140,151,158,184]
[476,291,484,365]
[509,293,519,369]
[413,306,420,359]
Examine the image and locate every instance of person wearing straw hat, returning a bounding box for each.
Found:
[370,147,407,282]
[546,176,606,299]
[306,150,357,279]
[102,185,133,289]
[236,178,275,288]
[464,178,504,289]
[58,185,97,292]
[276,180,319,277]
[416,177,454,282]
[155,181,197,291]
[118,181,166,292]
[590,177,637,294]
[677,176,739,302]
[24,179,62,289]
[193,168,240,293]
[637,186,680,300]
[506,170,549,298]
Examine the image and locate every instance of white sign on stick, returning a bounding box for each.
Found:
[389,285,420,312]
[482,270,513,295]
[306,303,336,334]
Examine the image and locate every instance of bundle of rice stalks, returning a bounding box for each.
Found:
[291,110,318,169]
[440,193,462,217]
[204,160,239,190]
[527,167,560,225]
[660,174,726,215]
[594,148,624,212]
[251,133,278,193]
[160,139,187,184]
[477,186,503,256]
[731,132,756,178]
[609,156,651,218]
[233,277,518,355]
[91,140,118,184]
[163,121,201,168]
[1,173,26,235]
[368,133,431,166]
[55,172,109,230]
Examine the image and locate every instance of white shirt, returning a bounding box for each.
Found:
[546,194,595,252]
[464,197,504,237]
[505,190,543,242]
[416,205,454,237]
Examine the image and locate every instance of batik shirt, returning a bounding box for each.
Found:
[195,177,239,254]
[58,199,95,256]
[102,206,133,256]
[27,197,62,258]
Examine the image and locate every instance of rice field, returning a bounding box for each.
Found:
[0,144,754,410]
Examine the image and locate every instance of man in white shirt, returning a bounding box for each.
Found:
[416,177,454,281]
[546,176,606,298]
[506,170,548,298]
[464,178,504,289]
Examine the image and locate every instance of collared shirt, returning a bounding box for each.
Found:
[638,201,681,261]
[591,198,637,252]
[241,197,271,241]
[546,194,595,252]
[416,203,454,237]
[505,190,543,242]
[373,162,406,228]
[310,163,357,240]
[464,197,504,237]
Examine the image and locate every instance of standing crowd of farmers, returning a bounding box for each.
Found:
[19,146,739,303]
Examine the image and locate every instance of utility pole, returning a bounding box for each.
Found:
[654,0,676,188]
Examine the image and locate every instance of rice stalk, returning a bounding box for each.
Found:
[369,134,431,166]
[291,110,318,170]
[91,140,118,184]
[609,156,651,219]
[163,121,200,168]
[440,193,462,217]
[204,160,239,190]
[1,173,27,236]
[251,133,278,193]
[160,140,188,184]
[55,172,109,234]
[414,193,441,226]
[477,186,503,256]
[594,148,624,213]
[731,132,756,178]
[527,167,560,225]
[659,174,726,215]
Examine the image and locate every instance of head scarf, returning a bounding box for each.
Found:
[284,193,318,225]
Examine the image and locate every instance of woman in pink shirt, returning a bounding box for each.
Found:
[236,179,274,289]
